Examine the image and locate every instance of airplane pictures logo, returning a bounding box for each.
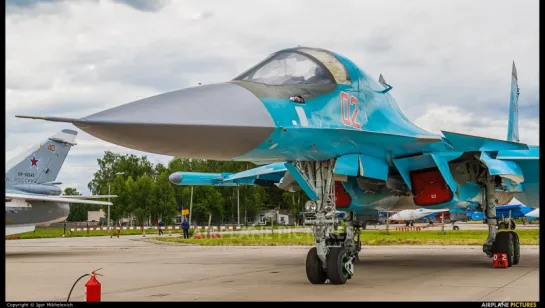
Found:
[28,155,39,169]
[481,302,537,308]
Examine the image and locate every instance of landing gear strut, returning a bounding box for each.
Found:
[481,174,520,267]
[299,159,363,285]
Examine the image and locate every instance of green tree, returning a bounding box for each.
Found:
[238,185,265,225]
[64,187,87,222]
[192,186,224,224]
[152,172,178,225]
[88,151,154,195]
[63,187,80,196]
[101,174,127,226]
[263,187,288,210]
[154,163,168,179]
[131,175,156,226]
[282,190,308,221]
[123,176,137,223]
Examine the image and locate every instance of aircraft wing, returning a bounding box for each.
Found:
[525,208,539,218]
[5,193,113,206]
[423,209,450,213]
[169,162,288,187]
[59,195,118,199]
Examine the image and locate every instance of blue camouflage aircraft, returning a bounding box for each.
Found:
[467,203,538,222]
[16,47,539,285]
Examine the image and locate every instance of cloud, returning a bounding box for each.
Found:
[5,0,61,8]
[5,0,539,195]
[413,105,539,146]
[111,0,172,12]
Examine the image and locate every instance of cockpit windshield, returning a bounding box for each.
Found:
[296,48,351,85]
[235,51,335,86]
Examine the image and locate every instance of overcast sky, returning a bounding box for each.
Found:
[5,0,539,195]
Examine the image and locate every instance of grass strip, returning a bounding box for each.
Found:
[152,229,540,246]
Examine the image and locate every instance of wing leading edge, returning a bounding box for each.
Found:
[59,195,118,199]
[6,193,114,206]
[169,162,288,187]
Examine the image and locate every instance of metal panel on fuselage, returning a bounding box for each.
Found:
[5,201,69,226]
[335,173,482,217]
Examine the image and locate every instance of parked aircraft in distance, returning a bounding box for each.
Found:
[5,129,115,236]
[466,203,537,221]
[525,208,539,219]
[386,208,449,226]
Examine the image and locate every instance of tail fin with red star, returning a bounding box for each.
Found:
[5,129,78,188]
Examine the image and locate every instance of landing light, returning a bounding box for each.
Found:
[305,200,316,212]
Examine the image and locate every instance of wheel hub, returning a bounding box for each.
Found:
[342,254,354,278]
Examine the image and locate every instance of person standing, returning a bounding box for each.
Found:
[182,219,190,239]
[158,220,165,236]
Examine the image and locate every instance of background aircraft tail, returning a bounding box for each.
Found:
[507,61,520,142]
[5,129,78,188]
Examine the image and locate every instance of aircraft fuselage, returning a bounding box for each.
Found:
[5,200,69,227]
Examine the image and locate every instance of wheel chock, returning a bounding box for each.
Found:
[493,253,508,268]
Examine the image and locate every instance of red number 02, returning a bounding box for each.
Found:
[493,254,507,261]
[340,92,361,129]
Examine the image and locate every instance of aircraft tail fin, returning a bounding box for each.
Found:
[507,61,520,142]
[5,129,78,187]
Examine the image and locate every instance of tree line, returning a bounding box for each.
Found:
[65,151,308,225]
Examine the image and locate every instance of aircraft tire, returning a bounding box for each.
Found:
[326,247,352,285]
[453,226,460,231]
[305,247,327,284]
[510,231,520,265]
[494,232,514,267]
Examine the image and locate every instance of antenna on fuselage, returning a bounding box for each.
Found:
[378,74,389,88]
[376,74,393,94]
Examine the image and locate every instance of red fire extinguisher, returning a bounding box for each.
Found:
[85,268,103,302]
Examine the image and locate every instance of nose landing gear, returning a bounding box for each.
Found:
[304,210,364,285]
[298,159,363,285]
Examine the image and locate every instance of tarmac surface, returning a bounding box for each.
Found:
[6,235,539,302]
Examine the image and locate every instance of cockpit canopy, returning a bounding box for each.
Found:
[234,47,351,86]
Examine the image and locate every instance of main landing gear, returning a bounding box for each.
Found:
[481,175,520,267]
[297,159,363,285]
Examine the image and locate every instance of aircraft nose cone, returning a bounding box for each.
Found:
[74,83,275,160]
[169,172,183,185]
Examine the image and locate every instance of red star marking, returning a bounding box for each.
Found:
[29,156,39,168]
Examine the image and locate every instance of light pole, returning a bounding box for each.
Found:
[237,186,240,227]
[386,212,390,233]
[441,212,445,235]
[108,172,125,229]
[189,186,194,225]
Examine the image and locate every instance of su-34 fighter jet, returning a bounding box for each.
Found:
[17,47,539,285]
[5,129,115,236]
